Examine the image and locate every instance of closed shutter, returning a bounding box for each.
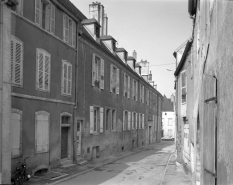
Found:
[142,114,145,129]
[92,54,96,86]
[116,68,119,94]
[11,37,23,86]
[44,54,50,91]
[63,14,69,42]
[136,81,138,101]
[45,4,51,31]
[100,59,104,89]
[132,80,134,100]
[128,76,130,98]
[62,62,67,94]
[36,113,49,152]
[11,112,21,156]
[100,107,103,133]
[35,0,41,25]
[123,74,126,96]
[90,106,94,134]
[142,86,144,103]
[72,21,76,47]
[128,112,131,130]
[135,113,138,129]
[110,65,113,92]
[50,4,55,34]
[67,64,72,95]
[123,111,125,131]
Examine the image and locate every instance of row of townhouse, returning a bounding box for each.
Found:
[174,0,233,184]
[2,0,163,181]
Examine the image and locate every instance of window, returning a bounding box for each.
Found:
[90,106,103,134]
[168,118,173,126]
[36,49,51,92]
[181,71,187,104]
[132,80,138,101]
[123,111,128,131]
[62,60,72,96]
[124,73,130,98]
[11,36,23,87]
[146,89,149,105]
[11,109,22,158]
[92,54,104,89]
[35,0,55,34]
[35,111,49,153]
[15,0,23,15]
[63,13,76,47]
[110,65,119,94]
[139,113,145,129]
[132,112,136,130]
[105,108,116,132]
[140,84,144,103]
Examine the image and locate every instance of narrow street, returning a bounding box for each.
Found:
[57,142,175,185]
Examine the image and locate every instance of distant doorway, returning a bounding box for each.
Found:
[76,121,82,155]
[149,126,152,144]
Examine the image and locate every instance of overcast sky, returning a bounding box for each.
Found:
[71,0,192,98]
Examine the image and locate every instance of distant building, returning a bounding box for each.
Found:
[162,95,175,138]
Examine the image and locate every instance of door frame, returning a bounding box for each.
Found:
[76,120,82,156]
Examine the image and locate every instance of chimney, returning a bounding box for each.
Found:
[103,13,108,36]
[148,71,152,82]
[133,50,137,61]
[154,85,157,90]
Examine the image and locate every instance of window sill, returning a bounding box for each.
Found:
[36,88,50,93]
[12,83,23,88]
[61,93,72,97]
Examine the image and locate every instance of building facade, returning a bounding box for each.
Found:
[7,0,163,180]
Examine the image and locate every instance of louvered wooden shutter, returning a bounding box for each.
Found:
[100,107,103,133]
[142,114,145,129]
[11,112,21,156]
[123,74,126,96]
[116,68,119,94]
[90,106,94,134]
[132,80,134,100]
[50,4,55,34]
[123,111,125,131]
[135,113,138,129]
[142,86,144,103]
[45,4,51,31]
[67,64,72,95]
[136,82,138,101]
[44,55,50,91]
[38,51,44,89]
[100,59,104,89]
[128,112,131,130]
[92,54,96,86]
[110,65,113,92]
[63,13,68,42]
[35,0,41,25]
[72,20,76,47]
[128,76,130,98]
[11,39,14,82]
[132,113,134,129]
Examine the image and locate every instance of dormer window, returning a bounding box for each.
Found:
[100,36,117,53]
[82,18,101,41]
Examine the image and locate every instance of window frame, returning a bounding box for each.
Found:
[35,111,50,154]
[11,109,23,158]
[110,64,119,94]
[181,70,187,104]
[63,13,76,47]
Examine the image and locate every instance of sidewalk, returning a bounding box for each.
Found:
[161,152,192,185]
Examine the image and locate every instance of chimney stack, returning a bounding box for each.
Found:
[148,71,152,82]
[133,50,137,61]
[103,13,108,36]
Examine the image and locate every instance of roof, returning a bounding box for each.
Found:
[162,96,174,112]
[127,56,136,61]
[57,0,86,21]
[135,63,141,68]
[81,18,101,27]
[116,48,127,53]
[174,39,193,76]
[100,35,117,42]
[173,39,189,58]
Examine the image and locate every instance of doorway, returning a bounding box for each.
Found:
[149,126,152,144]
[76,120,82,155]
[61,127,69,159]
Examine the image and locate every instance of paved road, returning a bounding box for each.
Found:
[58,142,175,185]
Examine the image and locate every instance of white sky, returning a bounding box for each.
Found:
[71,0,192,98]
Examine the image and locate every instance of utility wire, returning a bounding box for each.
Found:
[149,63,175,67]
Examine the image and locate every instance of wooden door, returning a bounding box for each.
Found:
[61,127,68,159]
[203,74,217,184]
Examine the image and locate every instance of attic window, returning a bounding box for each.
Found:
[95,26,100,38]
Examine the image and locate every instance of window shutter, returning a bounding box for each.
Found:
[142,86,144,103]
[11,112,21,156]
[123,74,126,96]
[123,111,125,131]
[67,64,72,95]
[90,106,94,134]
[45,4,51,31]
[110,65,113,92]
[61,61,65,94]
[92,54,96,86]
[142,114,145,129]
[100,59,104,89]
[44,55,50,91]
[135,113,138,129]
[38,51,44,89]
[116,68,119,94]
[136,82,138,101]
[132,113,134,129]
[128,112,131,130]
[132,80,134,100]
[72,21,76,47]
[35,0,41,25]
[100,107,103,133]
[63,14,68,42]
[11,39,14,82]
[128,76,130,98]
[50,4,55,34]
